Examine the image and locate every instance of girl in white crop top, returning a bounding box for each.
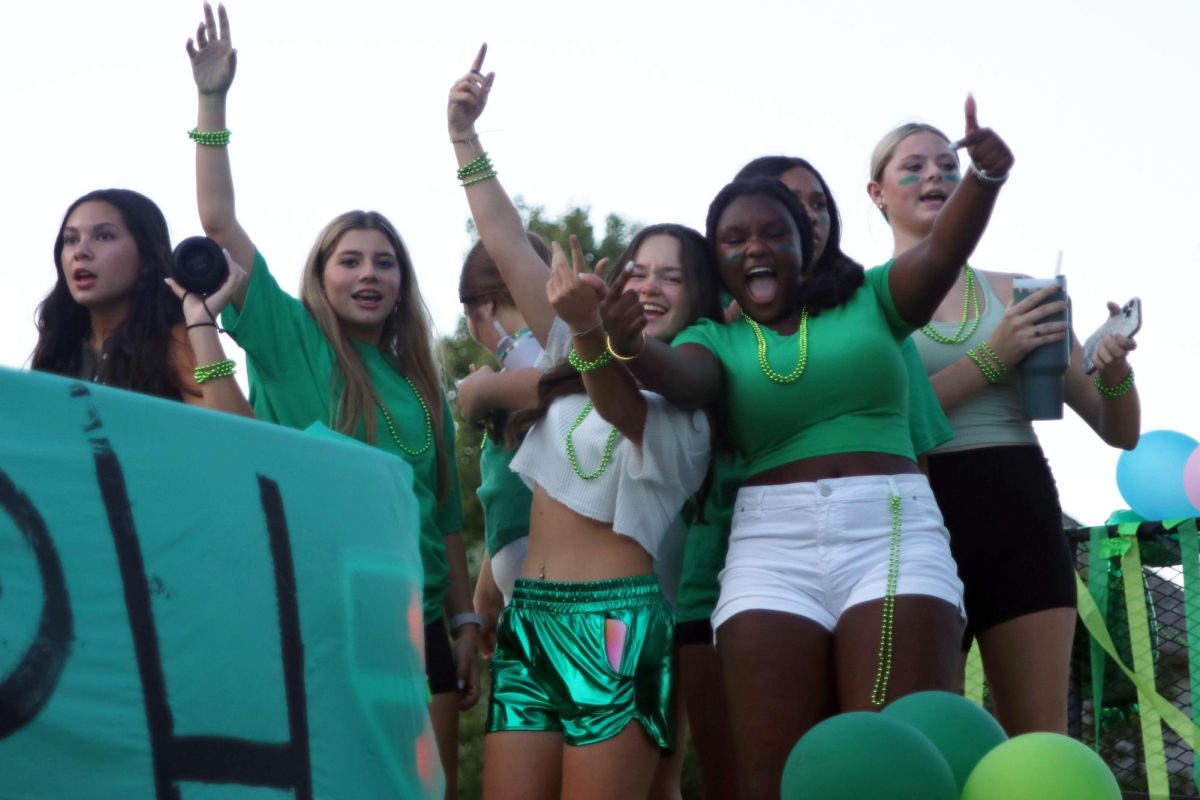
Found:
[449,48,719,798]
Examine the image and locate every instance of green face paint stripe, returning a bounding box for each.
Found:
[818,214,831,228]
[944,172,960,184]
[897,175,919,186]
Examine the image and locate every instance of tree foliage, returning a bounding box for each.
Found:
[444,202,640,566]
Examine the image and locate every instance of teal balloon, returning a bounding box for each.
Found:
[1116,429,1199,520]
[780,712,957,800]
[881,691,1007,792]
[962,732,1120,800]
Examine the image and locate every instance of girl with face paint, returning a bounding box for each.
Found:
[869,117,1140,737]
[613,98,1014,799]
[184,7,477,796]
[449,45,720,800]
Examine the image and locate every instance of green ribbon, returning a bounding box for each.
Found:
[1117,522,1170,800]
[1086,525,1113,747]
[965,641,985,707]
[1169,518,1200,784]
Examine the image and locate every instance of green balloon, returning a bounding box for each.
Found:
[962,732,1121,800]
[781,712,958,800]
[881,691,1007,793]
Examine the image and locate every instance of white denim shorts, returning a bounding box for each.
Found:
[712,474,964,632]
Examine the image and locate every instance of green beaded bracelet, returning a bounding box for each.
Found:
[194,358,236,385]
[977,342,1009,376]
[188,127,232,147]
[461,170,498,187]
[567,347,613,373]
[966,347,1002,384]
[1094,367,1135,398]
[456,153,492,180]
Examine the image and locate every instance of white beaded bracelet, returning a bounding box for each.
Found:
[970,161,1009,186]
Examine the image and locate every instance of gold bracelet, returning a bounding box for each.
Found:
[606,332,646,361]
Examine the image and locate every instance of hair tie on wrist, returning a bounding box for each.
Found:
[186,322,217,330]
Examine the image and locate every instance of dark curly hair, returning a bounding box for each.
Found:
[32,189,187,400]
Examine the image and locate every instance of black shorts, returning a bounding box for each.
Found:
[425,620,459,695]
[926,445,1077,649]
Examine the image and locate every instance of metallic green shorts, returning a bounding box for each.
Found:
[486,574,674,748]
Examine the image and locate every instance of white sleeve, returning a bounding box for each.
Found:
[535,316,572,372]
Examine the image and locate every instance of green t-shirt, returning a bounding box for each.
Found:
[901,336,954,456]
[673,264,915,479]
[676,450,745,624]
[477,434,532,558]
[222,251,464,624]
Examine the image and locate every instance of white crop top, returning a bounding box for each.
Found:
[514,317,711,561]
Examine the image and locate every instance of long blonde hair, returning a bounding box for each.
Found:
[869,122,956,221]
[300,210,449,495]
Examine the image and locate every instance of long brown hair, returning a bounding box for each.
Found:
[33,189,186,399]
[300,210,449,494]
[507,224,720,446]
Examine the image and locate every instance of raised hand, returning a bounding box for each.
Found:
[952,94,1014,182]
[546,236,607,333]
[186,2,237,96]
[448,44,495,139]
[598,260,648,355]
[1090,301,1138,378]
[986,283,1069,368]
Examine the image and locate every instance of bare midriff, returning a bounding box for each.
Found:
[522,485,653,581]
[745,452,920,486]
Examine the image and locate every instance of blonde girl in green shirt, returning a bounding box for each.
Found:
[185,6,477,797]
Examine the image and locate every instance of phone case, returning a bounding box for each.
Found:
[1082,298,1141,374]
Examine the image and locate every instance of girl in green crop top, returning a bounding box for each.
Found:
[870,120,1140,737]
[613,97,1016,798]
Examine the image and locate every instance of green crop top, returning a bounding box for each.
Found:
[222,251,464,624]
[673,263,915,478]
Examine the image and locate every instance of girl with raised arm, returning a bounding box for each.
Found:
[34,188,252,417]
[608,99,1014,799]
[449,47,716,800]
[869,119,1139,735]
[185,5,476,796]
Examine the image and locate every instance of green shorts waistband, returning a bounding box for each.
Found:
[511,574,663,612]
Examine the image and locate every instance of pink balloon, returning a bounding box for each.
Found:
[1186,445,1200,515]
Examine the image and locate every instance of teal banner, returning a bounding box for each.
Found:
[0,368,441,798]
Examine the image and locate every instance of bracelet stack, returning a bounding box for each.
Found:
[965,343,1008,384]
[568,347,613,373]
[188,127,232,147]
[194,358,236,385]
[969,161,1008,186]
[457,152,497,187]
[1094,367,1135,398]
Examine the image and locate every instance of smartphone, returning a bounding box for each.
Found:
[1082,298,1142,374]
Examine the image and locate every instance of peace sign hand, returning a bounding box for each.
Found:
[952,94,1014,183]
[448,44,496,139]
[546,236,607,333]
[186,2,237,96]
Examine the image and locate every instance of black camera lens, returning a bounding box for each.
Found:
[170,236,229,295]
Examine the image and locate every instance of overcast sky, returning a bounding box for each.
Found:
[4,0,1196,525]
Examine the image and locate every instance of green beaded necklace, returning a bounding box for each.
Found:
[565,401,620,480]
[920,266,980,345]
[743,309,810,384]
[869,494,903,707]
[376,376,432,457]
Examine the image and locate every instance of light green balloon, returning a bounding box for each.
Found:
[881,690,1007,793]
[781,712,958,800]
[962,732,1120,800]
